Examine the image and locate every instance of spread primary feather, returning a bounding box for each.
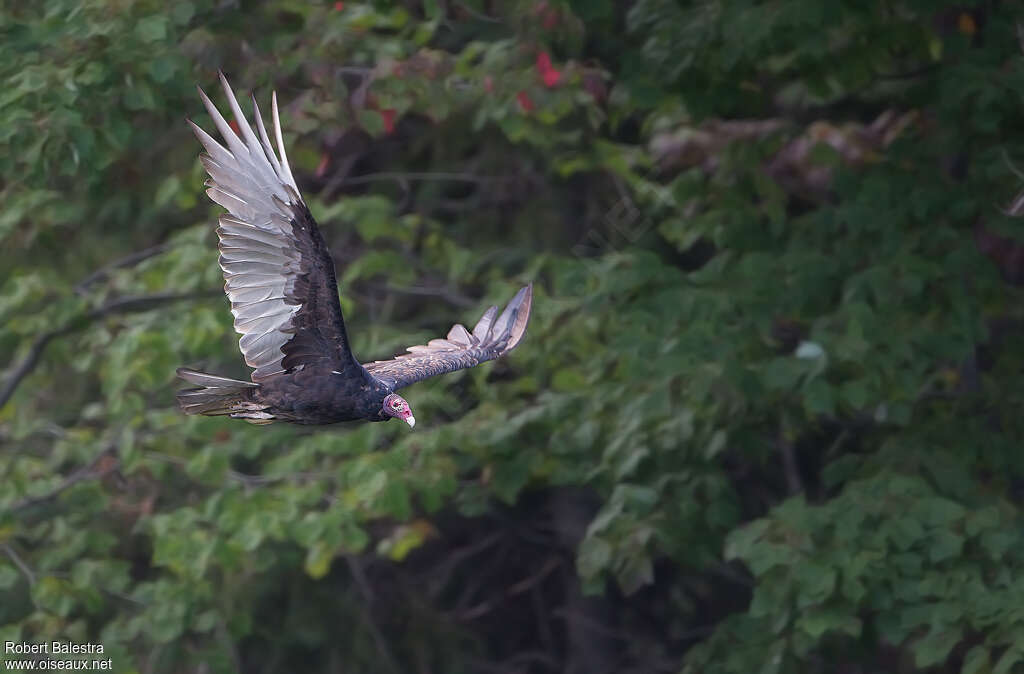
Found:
[176,73,533,426]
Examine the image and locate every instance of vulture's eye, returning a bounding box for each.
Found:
[392,400,402,409]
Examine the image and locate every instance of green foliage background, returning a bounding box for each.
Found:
[4,0,1024,672]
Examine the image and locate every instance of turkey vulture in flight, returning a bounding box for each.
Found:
[176,74,532,427]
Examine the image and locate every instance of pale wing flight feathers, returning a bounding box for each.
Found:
[191,73,355,382]
[364,284,533,390]
[180,74,535,425]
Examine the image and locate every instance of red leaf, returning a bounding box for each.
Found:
[334,1,344,10]
[228,119,242,137]
[516,91,535,113]
[380,108,396,134]
[535,51,561,88]
[483,75,494,93]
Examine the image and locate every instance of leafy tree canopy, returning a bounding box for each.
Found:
[3,1,1024,672]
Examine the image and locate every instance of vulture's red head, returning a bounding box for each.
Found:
[382,393,415,428]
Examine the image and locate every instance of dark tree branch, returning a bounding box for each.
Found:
[73,244,171,295]
[506,556,561,596]
[426,532,503,599]
[384,283,477,308]
[0,290,219,410]
[0,331,65,413]
[338,171,503,186]
[454,2,503,23]
[2,544,36,585]
[144,451,330,489]
[552,608,630,642]
[346,557,402,674]
[779,433,803,495]
[8,446,118,513]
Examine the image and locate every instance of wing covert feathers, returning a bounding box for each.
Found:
[363,283,533,390]
[189,73,531,403]
[191,73,355,382]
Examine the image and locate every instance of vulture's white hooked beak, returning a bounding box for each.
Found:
[404,415,416,429]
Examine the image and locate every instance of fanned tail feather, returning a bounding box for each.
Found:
[175,368,277,425]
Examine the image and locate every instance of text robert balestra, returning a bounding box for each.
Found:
[5,641,105,654]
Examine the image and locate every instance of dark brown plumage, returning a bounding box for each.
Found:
[176,74,533,427]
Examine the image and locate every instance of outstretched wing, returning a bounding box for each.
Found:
[191,73,361,382]
[364,284,533,390]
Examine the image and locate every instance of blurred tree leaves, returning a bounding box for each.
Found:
[4,0,1024,673]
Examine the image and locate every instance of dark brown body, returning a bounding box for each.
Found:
[253,365,394,424]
